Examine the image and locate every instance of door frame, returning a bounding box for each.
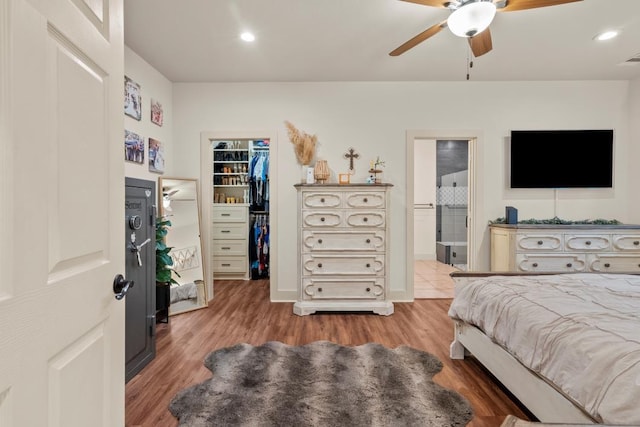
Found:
[405,130,480,300]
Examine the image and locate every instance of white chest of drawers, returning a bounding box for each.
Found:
[211,205,249,279]
[490,224,640,273]
[293,184,394,316]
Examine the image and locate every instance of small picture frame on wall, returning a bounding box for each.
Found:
[148,138,165,173]
[151,98,164,127]
[124,130,144,164]
[124,76,142,121]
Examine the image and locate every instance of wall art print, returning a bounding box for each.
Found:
[148,138,165,173]
[125,130,144,164]
[124,76,142,120]
[150,98,164,127]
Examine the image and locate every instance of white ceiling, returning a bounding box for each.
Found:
[123,0,640,83]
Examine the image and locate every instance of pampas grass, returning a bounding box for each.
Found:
[285,121,317,165]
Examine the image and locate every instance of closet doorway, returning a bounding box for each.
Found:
[406,131,477,300]
[200,131,278,302]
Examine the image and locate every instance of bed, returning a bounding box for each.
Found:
[169,246,207,315]
[448,272,640,425]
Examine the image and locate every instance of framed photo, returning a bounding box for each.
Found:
[150,98,164,126]
[124,130,144,164]
[339,173,351,184]
[148,138,165,173]
[124,76,142,120]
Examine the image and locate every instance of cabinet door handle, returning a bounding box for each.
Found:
[317,263,323,268]
[566,263,572,268]
[532,263,538,267]
[366,238,371,244]
[537,241,543,245]
[604,263,611,268]
[585,241,591,245]
[317,239,323,244]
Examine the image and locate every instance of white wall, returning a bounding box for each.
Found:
[124,47,173,185]
[172,80,633,301]
[629,77,640,223]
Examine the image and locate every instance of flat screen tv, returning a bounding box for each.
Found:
[510,129,614,188]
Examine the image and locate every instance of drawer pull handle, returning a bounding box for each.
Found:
[532,263,538,267]
[604,263,611,268]
[221,263,231,267]
[318,239,323,244]
[363,198,368,203]
[363,217,368,222]
[221,230,231,233]
[317,287,323,292]
[317,263,323,268]
[221,247,231,250]
[537,241,543,245]
[221,213,231,217]
[366,263,371,268]
[366,287,371,292]
[320,217,325,222]
[320,198,325,203]
[566,263,572,268]
[634,241,640,246]
[585,241,591,245]
[366,239,371,244]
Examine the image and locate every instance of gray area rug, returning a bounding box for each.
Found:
[169,341,473,426]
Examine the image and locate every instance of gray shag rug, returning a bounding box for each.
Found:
[169,341,473,426]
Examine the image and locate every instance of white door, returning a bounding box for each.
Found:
[414,139,437,259]
[0,0,124,426]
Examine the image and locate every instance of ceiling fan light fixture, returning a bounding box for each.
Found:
[448,1,497,38]
[594,30,619,41]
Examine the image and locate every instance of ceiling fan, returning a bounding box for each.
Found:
[389,0,582,58]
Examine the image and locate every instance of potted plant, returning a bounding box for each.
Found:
[155,216,179,323]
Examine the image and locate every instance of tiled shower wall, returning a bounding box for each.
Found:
[435,140,468,244]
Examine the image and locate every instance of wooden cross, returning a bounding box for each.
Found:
[343,147,359,172]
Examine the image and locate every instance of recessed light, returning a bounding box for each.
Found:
[594,30,619,41]
[240,32,255,42]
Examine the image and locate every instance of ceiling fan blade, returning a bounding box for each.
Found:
[497,0,582,12]
[468,28,493,57]
[400,0,450,7]
[389,20,447,56]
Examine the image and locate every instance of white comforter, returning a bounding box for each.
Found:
[448,273,640,425]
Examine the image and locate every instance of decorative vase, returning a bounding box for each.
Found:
[314,160,330,183]
[301,164,310,183]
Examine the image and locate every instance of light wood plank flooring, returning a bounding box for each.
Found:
[414,259,458,299]
[125,279,532,427]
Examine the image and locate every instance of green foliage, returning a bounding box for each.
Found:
[156,217,180,285]
[489,216,621,225]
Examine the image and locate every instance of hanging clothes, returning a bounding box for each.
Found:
[249,213,269,279]
[249,151,269,211]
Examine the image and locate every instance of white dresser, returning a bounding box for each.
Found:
[211,205,249,279]
[293,184,394,316]
[490,224,640,273]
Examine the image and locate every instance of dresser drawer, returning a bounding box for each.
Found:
[612,235,640,251]
[212,223,246,239]
[302,254,384,276]
[212,239,247,256]
[302,211,342,227]
[565,235,610,251]
[212,256,247,273]
[516,234,562,252]
[303,230,384,252]
[587,254,640,272]
[345,211,385,228]
[302,192,341,209]
[212,206,247,222]
[302,278,384,300]
[515,253,586,272]
[344,192,385,209]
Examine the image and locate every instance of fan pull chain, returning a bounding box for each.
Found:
[466,46,474,80]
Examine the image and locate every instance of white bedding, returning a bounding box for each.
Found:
[170,282,198,304]
[448,273,640,425]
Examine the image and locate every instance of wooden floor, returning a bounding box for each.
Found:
[125,279,532,427]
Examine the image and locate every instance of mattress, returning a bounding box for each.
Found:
[448,273,640,425]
